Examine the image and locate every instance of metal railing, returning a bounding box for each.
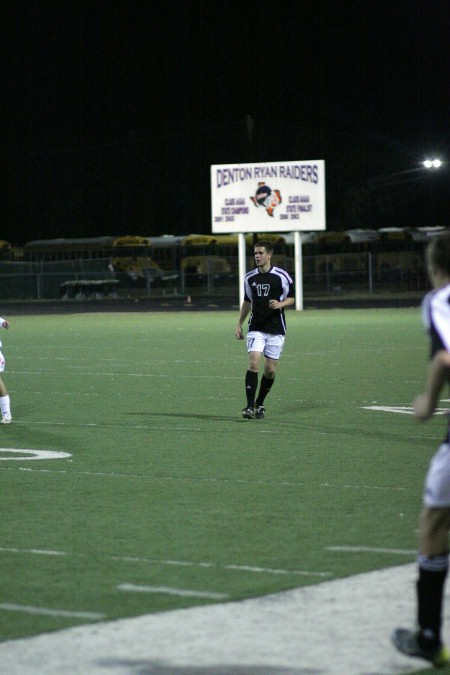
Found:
[0,251,426,301]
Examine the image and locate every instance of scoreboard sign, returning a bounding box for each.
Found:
[211,160,326,233]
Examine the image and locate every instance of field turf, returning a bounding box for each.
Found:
[0,307,441,645]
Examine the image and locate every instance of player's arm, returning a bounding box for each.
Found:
[414,349,450,420]
[235,300,251,340]
[268,296,295,310]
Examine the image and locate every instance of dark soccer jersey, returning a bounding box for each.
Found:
[243,266,294,336]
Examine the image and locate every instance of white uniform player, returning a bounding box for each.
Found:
[421,286,450,506]
[0,316,12,423]
[393,234,450,667]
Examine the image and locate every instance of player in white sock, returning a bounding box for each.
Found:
[0,316,12,423]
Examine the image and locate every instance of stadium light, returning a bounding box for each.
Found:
[423,158,442,169]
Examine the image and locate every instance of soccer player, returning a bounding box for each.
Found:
[235,240,294,419]
[0,316,12,424]
[392,233,450,667]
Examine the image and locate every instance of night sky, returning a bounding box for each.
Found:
[4,0,450,245]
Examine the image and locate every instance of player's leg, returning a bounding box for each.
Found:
[0,352,12,424]
[242,351,261,417]
[242,332,264,418]
[392,443,450,666]
[254,335,284,418]
[254,356,278,416]
[392,506,450,665]
[415,506,450,649]
[419,505,450,555]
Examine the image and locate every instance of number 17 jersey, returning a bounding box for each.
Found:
[243,266,294,336]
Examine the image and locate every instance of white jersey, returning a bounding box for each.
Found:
[421,284,450,506]
[0,316,5,348]
[421,284,450,356]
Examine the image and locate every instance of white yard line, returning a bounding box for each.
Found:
[0,604,104,620]
[0,467,413,493]
[326,545,416,556]
[0,563,444,675]
[0,449,71,461]
[117,584,229,599]
[221,564,331,577]
[0,547,66,556]
[0,545,331,577]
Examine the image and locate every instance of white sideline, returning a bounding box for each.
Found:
[0,563,446,675]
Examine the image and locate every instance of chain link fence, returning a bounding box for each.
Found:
[0,250,426,301]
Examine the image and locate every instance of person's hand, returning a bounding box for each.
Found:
[235,325,245,340]
[413,393,434,421]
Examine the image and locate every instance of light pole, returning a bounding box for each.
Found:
[422,159,442,225]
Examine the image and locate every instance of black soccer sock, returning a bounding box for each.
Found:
[255,374,275,406]
[417,553,448,645]
[245,370,258,407]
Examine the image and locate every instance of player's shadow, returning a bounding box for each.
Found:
[127,411,239,422]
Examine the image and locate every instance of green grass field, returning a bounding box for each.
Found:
[0,307,443,653]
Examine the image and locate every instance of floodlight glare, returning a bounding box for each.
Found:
[423,159,442,169]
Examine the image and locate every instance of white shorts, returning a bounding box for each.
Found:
[423,442,450,507]
[246,331,285,360]
[0,351,5,373]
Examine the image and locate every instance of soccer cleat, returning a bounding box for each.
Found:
[392,628,450,667]
[254,405,265,419]
[241,407,255,419]
[1,416,12,424]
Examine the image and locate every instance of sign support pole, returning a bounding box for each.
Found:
[238,233,246,308]
[294,231,303,311]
